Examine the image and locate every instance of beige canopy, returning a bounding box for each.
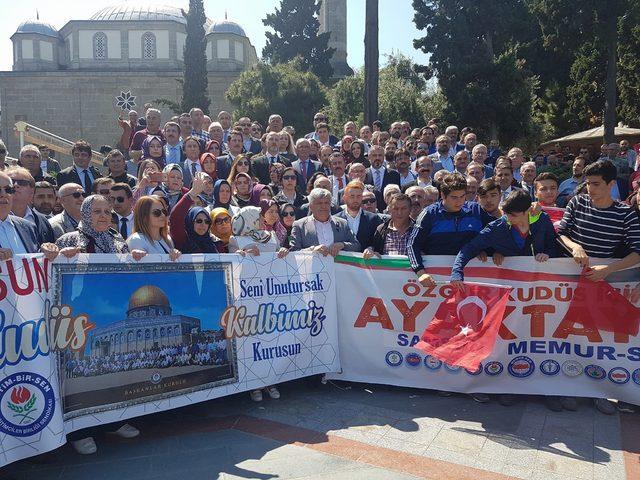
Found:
[541,126,640,148]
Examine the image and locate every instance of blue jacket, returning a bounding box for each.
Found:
[450,212,558,281]
[408,201,491,272]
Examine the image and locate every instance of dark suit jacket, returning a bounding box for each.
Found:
[292,159,322,191]
[333,209,383,251]
[29,209,55,244]
[244,139,262,155]
[252,154,293,185]
[364,167,401,212]
[57,165,103,190]
[2,215,40,253]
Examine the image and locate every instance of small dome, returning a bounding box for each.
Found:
[128,285,170,311]
[14,20,59,38]
[91,4,187,24]
[208,20,246,37]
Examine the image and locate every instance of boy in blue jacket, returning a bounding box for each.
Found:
[450,189,557,287]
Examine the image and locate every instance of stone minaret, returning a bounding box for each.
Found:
[318,0,353,77]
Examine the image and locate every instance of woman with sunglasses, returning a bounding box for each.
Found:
[274,166,305,212]
[199,152,218,182]
[209,208,232,252]
[279,203,296,248]
[232,172,253,208]
[140,135,166,168]
[161,164,188,211]
[169,175,222,254]
[212,179,239,216]
[226,154,256,184]
[127,195,181,260]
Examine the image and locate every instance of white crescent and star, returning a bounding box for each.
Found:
[455,296,488,336]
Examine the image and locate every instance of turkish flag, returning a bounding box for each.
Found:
[540,206,565,232]
[560,277,640,336]
[414,283,513,370]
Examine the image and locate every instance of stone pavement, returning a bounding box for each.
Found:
[3,379,639,480]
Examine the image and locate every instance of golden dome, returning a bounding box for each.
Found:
[128,285,170,310]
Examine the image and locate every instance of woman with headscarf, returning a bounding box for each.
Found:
[232,172,253,208]
[140,135,166,168]
[249,184,273,207]
[210,208,232,252]
[199,152,218,182]
[268,162,285,196]
[161,163,188,211]
[350,139,369,167]
[198,173,215,207]
[340,135,355,163]
[260,199,288,247]
[127,195,181,259]
[204,139,222,157]
[55,194,144,455]
[213,179,240,216]
[132,159,163,203]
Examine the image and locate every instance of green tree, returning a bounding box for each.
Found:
[181,0,210,114]
[413,0,539,146]
[262,0,335,82]
[326,71,365,132]
[226,59,327,134]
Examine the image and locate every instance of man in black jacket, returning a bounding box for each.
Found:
[7,167,54,244]
[333,180,383,251]
[57,140,102,194]
[364,145,401,212]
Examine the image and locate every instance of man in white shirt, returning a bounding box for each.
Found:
[395,148,417,186]
[0,171,41,258]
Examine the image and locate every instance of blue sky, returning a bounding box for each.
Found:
[0,0,430,72]
[59,269,229,334]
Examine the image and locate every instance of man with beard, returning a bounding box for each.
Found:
[429,135,453,172]
[33,181,56,217]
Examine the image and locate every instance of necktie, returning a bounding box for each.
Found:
[191,162,197,177]
[338,177,344,189]
[120,217,128,239]
[375,169,382,190]
[270,156,276,164]
[82,169,92,195]
[301,161,307,184]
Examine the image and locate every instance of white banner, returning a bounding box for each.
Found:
[329,253,640,405]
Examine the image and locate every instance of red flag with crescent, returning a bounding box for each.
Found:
[414,283,513,370]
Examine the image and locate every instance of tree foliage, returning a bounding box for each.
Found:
[226,59,327,134]
[262,0,335,82]
[181,0,210,114]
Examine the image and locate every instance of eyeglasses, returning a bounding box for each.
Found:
[281,211,296,217]
[362,198,377,205]
[13,179,35,188]
[64,191,87,199]
[0,186,15,194]
[151,208,168,217]
[282,175,297,180]
[237,161,250,166]
[214,216,231,225]
[109,196,127,203]
[194,218,212,225]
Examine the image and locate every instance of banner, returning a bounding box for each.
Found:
[0,253,339,467]
[329,253,640,405]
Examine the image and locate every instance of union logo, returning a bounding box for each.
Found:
[405,353,422,367]
[508,356,535,378]
[484,361,503,376]
[0,372,56,437]
[540,360,560,376]
[424,355,442,370]
[584,365,606,380]
[608,367,630,385]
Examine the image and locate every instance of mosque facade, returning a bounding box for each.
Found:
[0,2,350,159]
[88,285,201,357]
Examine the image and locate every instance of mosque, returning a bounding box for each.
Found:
[0,2,349,158]
[88,285,202,357]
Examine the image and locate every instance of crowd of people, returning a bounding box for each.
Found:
[1,105,640,454]
[65,341,229,378]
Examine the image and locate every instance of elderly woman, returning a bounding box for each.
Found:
[162,163,188,210]
[55,194,144,455]
[210,208,232,252]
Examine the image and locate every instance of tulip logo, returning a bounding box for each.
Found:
[7,386,37,424]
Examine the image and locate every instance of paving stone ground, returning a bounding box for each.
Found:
[2,378,638,480]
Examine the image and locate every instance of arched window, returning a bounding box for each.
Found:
[142,32,157,60]
[93,32,108,60]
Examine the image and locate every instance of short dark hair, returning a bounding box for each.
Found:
[502,189,532,214]
[394,148,409,160]
[71,140,92,155]
[106,149,124,160]
[440,173,468,197]
[92,177,114,193]
[34,181,55,192]
[111,182,133,198]
[534,171,559,186]
[372,120,383,129]
[389,192,411,208]
[584,159,618,183]
[477,178,500,196]
[164,121,181,134]
[315,122,329,131]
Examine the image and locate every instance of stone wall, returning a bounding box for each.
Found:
[0,70,238,162]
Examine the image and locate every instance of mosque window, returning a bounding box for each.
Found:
[142,32,157,60]
[93,32,108,60]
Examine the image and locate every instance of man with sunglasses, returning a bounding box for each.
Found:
[0,172,41,258]
[49,183,85,240]
[18,145,57,185]
[7,167,54,244]
[110,183,134,240]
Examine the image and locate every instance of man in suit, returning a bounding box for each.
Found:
[0,172,42,258]
[110,183,135,240]
[18,145,57,185]
[291,139,321,191]
[364,145,401,212]
[57,140,103,194]
[237,117,262,155]
[333,180,382,251]
[37,145,61,175]
[6,167,54,244]
[328,152,349,202]
[49,183,83,240]
[252,132,292,184]
[216,131,245,180]
[289,188,360,253]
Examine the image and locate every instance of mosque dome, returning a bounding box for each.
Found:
[207,20,247,37]
[128,285,170,311]
[14,20,59,38]
[90,4,188,24]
